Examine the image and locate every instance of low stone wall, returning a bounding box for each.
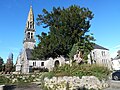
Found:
[44,76,109,90]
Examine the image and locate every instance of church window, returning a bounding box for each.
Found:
[33,62,36,66]
[93,52,95,57]
[30,22,32,28]
[28,22,29,28]
[33,22,34,28]
[31,33,33,39]
[41,62,44,66]
[27,32,30,39]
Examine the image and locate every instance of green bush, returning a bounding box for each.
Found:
[41,72,54,79]
[50,64,110,80]
[0,76,11,85]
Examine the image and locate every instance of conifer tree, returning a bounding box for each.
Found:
[32,5,95,60]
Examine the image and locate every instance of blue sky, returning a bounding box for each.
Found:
[0,0,120,63]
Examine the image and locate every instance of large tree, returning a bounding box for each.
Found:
[32,5,95,60]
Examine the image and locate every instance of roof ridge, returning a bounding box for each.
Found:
[94,44,109,50]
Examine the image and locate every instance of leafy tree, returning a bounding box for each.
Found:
[32,5,95,60]
[0,57,4,72]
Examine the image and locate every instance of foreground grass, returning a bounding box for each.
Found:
[45,64,111,80]
[0,75,11,85]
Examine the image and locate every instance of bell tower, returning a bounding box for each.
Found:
[23,6,35,49]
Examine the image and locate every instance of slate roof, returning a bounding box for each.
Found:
[93,44,109,50]
[26,49,33,60]
[25,44,108,60]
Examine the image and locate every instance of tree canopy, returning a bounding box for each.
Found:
[32,5,95,60]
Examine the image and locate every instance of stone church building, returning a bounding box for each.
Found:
[16,6,112,73]
[15,6,66,73]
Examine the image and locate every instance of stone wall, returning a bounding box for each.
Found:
[44,76,109,90]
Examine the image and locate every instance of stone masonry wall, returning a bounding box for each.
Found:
[44,76,109,90]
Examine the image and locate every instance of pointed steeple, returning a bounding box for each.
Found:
[26,6,34,29]
[23,6,36,50]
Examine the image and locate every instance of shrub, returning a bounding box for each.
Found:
[41,72,54,80]
[50,64,110,80]
[0,76,11,85]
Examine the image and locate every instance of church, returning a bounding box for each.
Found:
[16,6,112,74]
[15,6,66,74]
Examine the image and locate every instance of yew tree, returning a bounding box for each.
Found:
[32,5,95,60]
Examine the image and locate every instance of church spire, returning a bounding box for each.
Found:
[23,6,36,50]
[26,6,34,29]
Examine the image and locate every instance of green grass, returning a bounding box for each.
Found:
[45,64,111,80]
[0,75,11,85]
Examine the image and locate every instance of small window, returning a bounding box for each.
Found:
[33,62,36,66]
[28,22,29,28]
[33,62,34,66]
[27,32,30,39]
[31,33,33,39]
[41,62,44,66]
[101,51,105,56]
[101,51,103,56]
[93,52,95,57]
[104,51,105,56]
[30,22,32,28]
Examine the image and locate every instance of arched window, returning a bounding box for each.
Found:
[27,32,30,39]
[31,33,33,39]
[41,62,44,66]
[30,22,32,28]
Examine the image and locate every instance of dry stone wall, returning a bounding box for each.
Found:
[44,76,109,90]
